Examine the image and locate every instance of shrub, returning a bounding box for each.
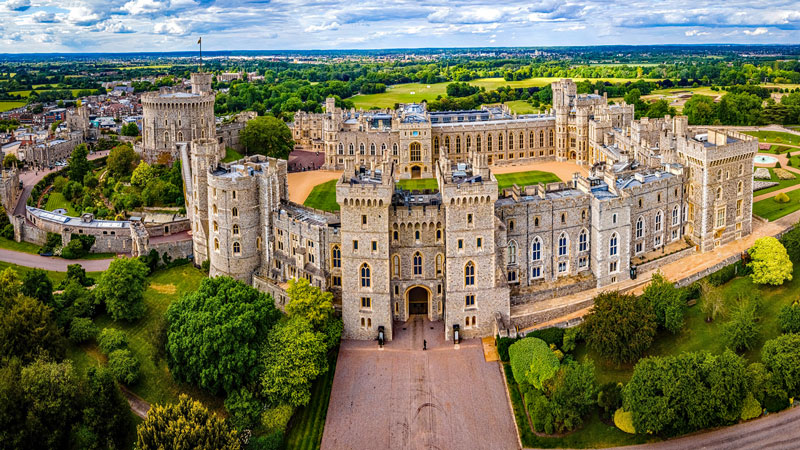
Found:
[246,432,284,450]
[584,291,656,364]
[98,328,128,354]
[260,403,294,434]
[561,326,582,353]
[774,168,796,180]
[597,382,623,419]
[774,192,790,203]
[748,236,793,286]
[763,394,790,412]
[526,390,554,434]
[740,393,762,421]
[527,327,565,348]
[496,336,517,362]
[614,408,636,434]
[641,272,686,333]
[762,333,800,397]
[508,337,558,388]
[225,388,263,430]
[778,300,800,333]
[723,298,760,352]
[107,349,140,384]
[69,317,97,343]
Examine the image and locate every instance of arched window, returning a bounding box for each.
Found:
[433,136,440,151]
[393,255,400,277]
[508,133,513,150]
[530,131,535,148]
[232,207,239,217]
[579,229,588,252]
[531,237,542,261]
[737,181,743,195]
[655,211,662,232]
[636,216,643,238]
[360,263,371,288]
[498,134,504,151]
[455,136,461,153]
[338,143,344,155]
[415,230,420,241]
[717,169,723,182]
[370,143,376,155]
[212,204,217,214]
[436,254,443,275]
[177,131,183,141]
[349,143,354,155]
[466,135,471,150]
[738,164,744,176]
[413,252,423,276]
[393,143,398,156]
[381,143,386,155]
[257,237,262,250]
[464,261,475,286]
[487,134,493,151]
[672,206,679,226]
[410,142,421,162]
[610,233,618,257]
[539,130,545,147]
[213,221,218,232]
[519,132,524,149]
[558,233,568,256]
[359,143,365,155]
[233,242,241,254]
[476,135,482,152]
[214,238,219,251]
[232,224,240,235]
[332,245,341,268]
[549,130,554,146]
[444,136,451,152]
[508,240,517,265]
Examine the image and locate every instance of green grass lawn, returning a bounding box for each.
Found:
[0,101,25,112]
[0,260,103,289]
[753,188,800,221]
[768,144,796,153]
[69,264,224,412]
[0,236,41,254]
[753,167,800,196]
[501,100,541,114]
[221,147,244,163]
[285,348,339,450]
[397,178,439,191]
[44,192,79,216]
[649,86,727,97]
[303,180,339,212]
[743,130,800,146]
[495,170,562,191]
[5,88,97,98]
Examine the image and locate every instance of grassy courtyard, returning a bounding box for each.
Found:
[303,179,339,212]
[495,170,562,191]
[221,147,244,163]
[752,167,800,196]
[753,188,800,221]
[44,191,80,216]
[743,130,800,146]
[397,178,439,191]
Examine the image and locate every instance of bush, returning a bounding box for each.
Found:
[69,317,98,343]
[763,394,790,412]
[1,224,13,239]
[774,192,790,203]
[98,328,128,354]
[708,262,738,286]
[246,431,284,450]
[740,393,762,421]
[614,408,636,434]
[508,338,558,388]
[723,298,760,352]
[526,390,554,434]
[225,388,263,430]
[108,349,140,384]
[561,326,582,353]
[260,403,294,434]
[597,382,623,419]
[526,327,565,348]
[496,336,517,362]
[778,300,800,333]
[40,232,62,254]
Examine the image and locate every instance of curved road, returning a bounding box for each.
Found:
[0,248,114,271]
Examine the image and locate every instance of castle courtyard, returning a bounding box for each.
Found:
[320,317,518,450]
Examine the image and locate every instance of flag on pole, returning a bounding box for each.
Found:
[198,37,202,44]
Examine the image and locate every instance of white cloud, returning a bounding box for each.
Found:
[123,0,168,15]
[4,0,30,11]
[154,19,188,35]
[744,27,768,36]
[102,20,135,33]
[32,11,57,23]
[304,21,340,32]
[685,29,710,36]
[66,6,103,26]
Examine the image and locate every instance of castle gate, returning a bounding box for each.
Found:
[410,165,422,179]
[406,285,430,316]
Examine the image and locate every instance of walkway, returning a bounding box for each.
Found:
[0,248,115,272]
[119,385,151,420]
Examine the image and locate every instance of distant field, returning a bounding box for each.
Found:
[5,88,97,98]
[495,170,562,191]
[649,86,726,97]
[743,130,800,146]
[117,65,174,70]
[500,100,540,114]
[397,178,438,191]
[0,101,25,112]
[585,63,661,67]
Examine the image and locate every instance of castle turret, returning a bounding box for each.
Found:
[187,139,219,266]
[191,72,213,95]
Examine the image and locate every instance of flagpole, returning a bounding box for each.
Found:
[199,37,202,71]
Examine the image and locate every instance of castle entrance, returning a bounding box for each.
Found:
[411,165,422,179]
[407,286,429,315]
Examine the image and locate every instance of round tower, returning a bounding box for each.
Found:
[188,139,218,267]
[191,72,213,95]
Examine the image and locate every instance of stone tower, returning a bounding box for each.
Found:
[336,160,395,340]
[186,138,219,267]
[552,79,576,162]
[191,72,213,95]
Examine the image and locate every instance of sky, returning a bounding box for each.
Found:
[1,0,800,53]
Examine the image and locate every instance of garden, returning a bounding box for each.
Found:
[499,228,800,448]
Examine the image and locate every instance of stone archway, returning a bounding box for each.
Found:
[406,285,429,316]
[411,165,422,179]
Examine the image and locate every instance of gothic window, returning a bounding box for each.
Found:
[177,131,183,141]
[410,142,421,162]
[359,143,365,155]
[508,219,515,231]
[558,233,568,256]
[531,238,542,261]
[455,136,461,153]
[413,252,423,276]
[436,254,443,275]
[739,164,744,176]
[393,143,398,156]
[655,211,663,232]
[508,133,513,150]
[476,135,482,152]
[549,130,554,146]
[737,181,743,195]
[487,134,493,151]
[332,245,341,268]
[338,143,344,155]
[393,255,400,277]
[349,143,354,155]
[360,263,371,288]
[498,134,504,151]
[213,221,218,232]
[214,238,219,251]
[233,242,241,254]
[370,143,376,155]
[717,169,723,182]
[381,143,386,155]
[716,187,722,200]
[464,261,475,286]
[539,130,545,147]
[232,224,239,235]
[520,132,525,149]
[445,136,451,152]
[466,135,471,150]
[672,206,679,226]
[212,204,217,214]
[508,240,518,265]
[232,207,239,217]
[610,233,618,257]
[579,229,588,252]
[636,216,643,238]
[433,136,440,151]
[530,131,535,148]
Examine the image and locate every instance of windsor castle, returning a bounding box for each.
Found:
[159,75,756,341]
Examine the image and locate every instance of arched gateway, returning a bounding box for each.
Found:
[407,285,429,315]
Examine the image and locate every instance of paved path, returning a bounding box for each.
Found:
[119,385,151,420]
[321,317,518,450]
[0,248,114,271]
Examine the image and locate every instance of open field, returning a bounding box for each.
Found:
[303,179,339,212]
[0,101,25,111]
[495,170,562,191]
[5,88,97,98]
[753,188,800,221]
[397,178,438,191]
[501,99,541,114]
[117,65,175,70]
[743,130,800,146]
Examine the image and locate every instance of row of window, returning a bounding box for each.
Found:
[434,130,555,153]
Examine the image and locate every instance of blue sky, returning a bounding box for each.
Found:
[1,0,799,53]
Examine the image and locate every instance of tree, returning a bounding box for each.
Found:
[3,153,18,168]
[762,333,800,397]
[546,361,597,433]
[107,143,138,177]
[67,143,92,183]
[723,297,760,352]
[20,357,81,449]
[748,237,793,285]
[511,337,559,389]
[583,291,656,364]
[95,257,149,321]
[98,328,128,354]
[137,394,240,450]
[778,300,800,334]
[683,95,717,125]
[240,115,294,159]
[69,317,98,343]
[225,387,263,430]
[131,161,155,189]
[121,122,140,137]
[80,367,133,450]
[641,272,685,333]
[21,268,54,306]
[286,277,334,329]
[260,317,328,407]
[698,279,725,322]
[166,276,280,394]
[0,290,64,362]
[108,349,140,384]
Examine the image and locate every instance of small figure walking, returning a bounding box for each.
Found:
[423,339,427,351]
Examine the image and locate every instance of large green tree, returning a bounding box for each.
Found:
[683,95,717,125]
[107,143,138,178]
[583,291,656,364]
[67,143,92,182]
[94,257,149,321]
[260,317,328,407]
[80,367,133,450]
[137,394,240,450]
[166,276,280,394]
[286,277,335,329]
[20,268,54,306]
[748,236,793,285]
[762,333,800,397]
[20,357,82,449]
[240,115,294,159]
[0,272,64,362]
[641,272,685,333]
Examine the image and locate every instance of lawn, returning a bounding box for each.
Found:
[221,147,244,163]
[0,236,41,254]
[5,88,97,98]
[303,179,339,212]
[768,144,796,154]
[69,264,224,412]
[0,260,103,289]
[45,191,79,216]
[742,130,800,146]
[495,170,562,191]
[649,86,727,97]
[501,100,541,114]
[397,178,439,191]
[753,188,800,221]
[285,348,339,450]
[752,167,800,196]
[0,101,25,112]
